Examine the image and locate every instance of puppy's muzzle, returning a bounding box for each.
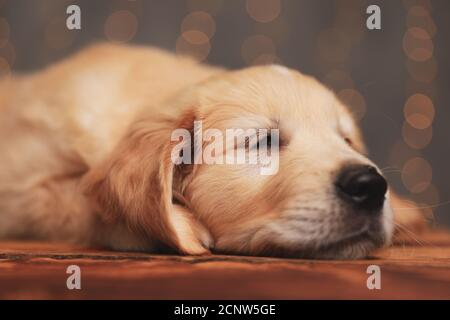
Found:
[335,164,388,211]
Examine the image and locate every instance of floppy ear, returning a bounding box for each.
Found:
[82,109,212,255]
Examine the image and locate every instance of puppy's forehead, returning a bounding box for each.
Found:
[201,65,344,128]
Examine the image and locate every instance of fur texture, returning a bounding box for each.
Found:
[0,44,424,259]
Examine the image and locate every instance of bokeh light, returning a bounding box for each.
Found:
[176,34,210,61]
[406,5,437,37]
[399,2,437,202]
[246,0,281,23]
[177,8,218,62]
[402,121,433,149]
[404,93,435,129]
[104,10,138,43]
[181,11,216,42]
[402,156,432,193]
[402,27,433,62]
[181,30,209,45]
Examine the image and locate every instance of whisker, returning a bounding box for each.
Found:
[394,222,428,246]
[379,166,400,172]
[381,170,402,175]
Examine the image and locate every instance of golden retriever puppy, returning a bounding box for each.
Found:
[0,43,424,259]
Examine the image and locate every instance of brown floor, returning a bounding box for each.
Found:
[1,230,450,299]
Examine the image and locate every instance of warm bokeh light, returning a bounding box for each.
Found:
[337,89,366,120]
[181,30,209,45]
[246,0,281,23]
[45,17,76,50]
[404,93,435,129]
[400,3,436,201]
[0,17,10,48]
[177,9,216,62]
[181,11,216,42]
[241,35,276,65]
[407,5,436,37]
[402,121,433,149]
[403,27,433,62]
[176,34,210,61]
[315,1,368,129]
[104,10,138,43]
[402,156,432,193]
[406,57,437,83]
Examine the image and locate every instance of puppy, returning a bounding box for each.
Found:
[0,43,424,259]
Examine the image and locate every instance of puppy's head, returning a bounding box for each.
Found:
[84,65,394,259]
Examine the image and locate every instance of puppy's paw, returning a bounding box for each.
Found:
[170,204,214,255]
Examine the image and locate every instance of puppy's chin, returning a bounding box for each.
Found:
[215,228,388,260]
[310,202,394,260]
[289,217,391,260]
[247,230,387,260]
[302,231,386,260]
[241,209,392,260]
[213,200,394,260]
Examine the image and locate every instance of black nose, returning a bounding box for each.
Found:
[335,165,388,211]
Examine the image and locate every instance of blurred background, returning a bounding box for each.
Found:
[0,0,448,226]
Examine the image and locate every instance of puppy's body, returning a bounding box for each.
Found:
[0,44,220,249]
[0,44,423,258]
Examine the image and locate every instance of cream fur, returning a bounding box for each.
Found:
[0,43,424,259]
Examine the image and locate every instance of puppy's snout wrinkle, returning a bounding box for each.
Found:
[335,164,387,211]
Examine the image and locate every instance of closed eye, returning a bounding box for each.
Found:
[344,137,352,146]
[257,132,271,150]
[244,131,273,150]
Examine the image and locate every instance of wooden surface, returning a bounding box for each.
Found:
[1,230,450,299]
